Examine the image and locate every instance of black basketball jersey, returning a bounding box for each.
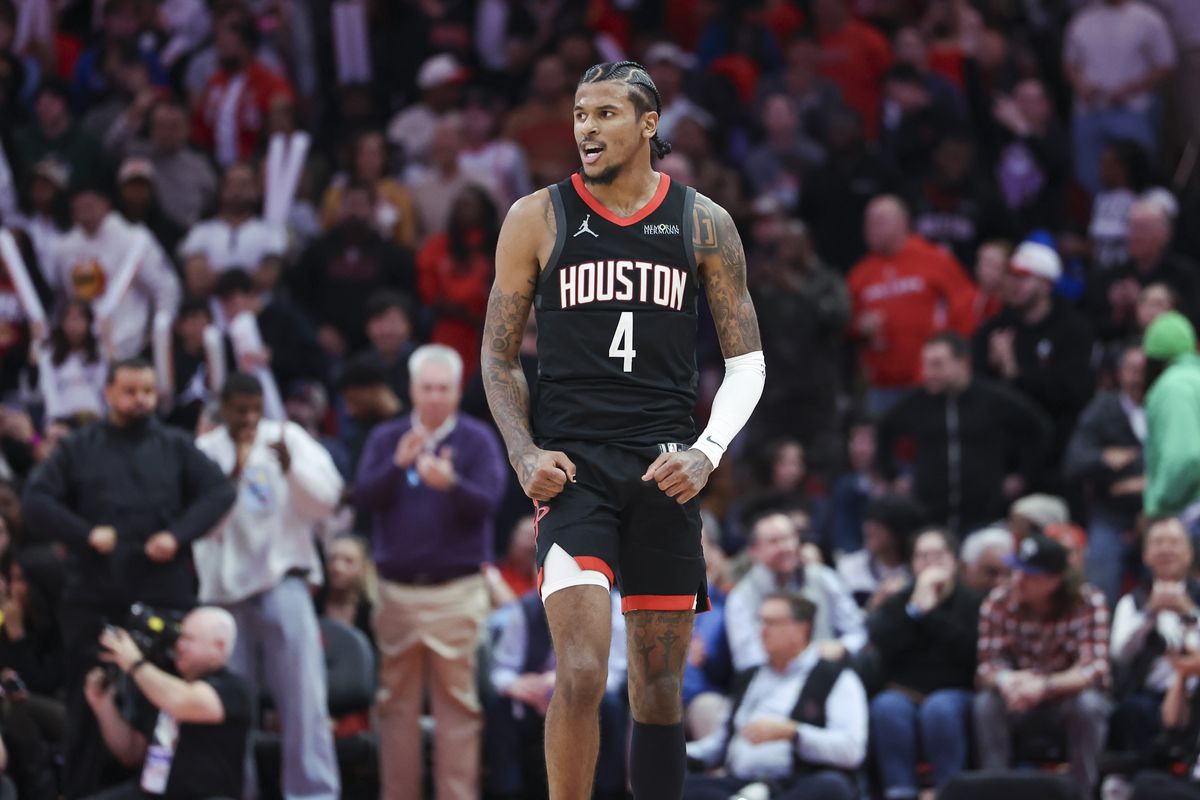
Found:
[533,172,700,447]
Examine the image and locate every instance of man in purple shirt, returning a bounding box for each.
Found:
[354,343,507,800]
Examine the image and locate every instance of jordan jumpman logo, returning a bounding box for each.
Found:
[574,214,599,238]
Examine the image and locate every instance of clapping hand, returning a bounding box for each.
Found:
[416,446,456,491]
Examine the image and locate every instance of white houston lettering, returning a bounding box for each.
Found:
[557,261,688,311]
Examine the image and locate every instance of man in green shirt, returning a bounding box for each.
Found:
[1143,311,1200,534]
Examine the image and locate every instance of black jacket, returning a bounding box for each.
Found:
[868,581,982,695]
[1063,389,1144,525]
[971,298,1096,458]
[23,419,235,607]
[875,378,1053,532]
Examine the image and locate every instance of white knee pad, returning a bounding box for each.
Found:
[539,543,612,602]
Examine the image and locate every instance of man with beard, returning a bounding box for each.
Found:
[291,181,416,362]
[22,358,235,798]
[177,161,286,298]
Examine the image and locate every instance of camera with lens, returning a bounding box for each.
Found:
[124,603,185,668]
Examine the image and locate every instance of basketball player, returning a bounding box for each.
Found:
[482,61,765,799]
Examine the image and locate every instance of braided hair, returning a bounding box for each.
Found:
[578,60,673,159]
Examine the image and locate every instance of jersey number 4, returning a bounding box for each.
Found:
[609,311,637,372]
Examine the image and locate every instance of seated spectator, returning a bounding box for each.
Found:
[847,196,975,416]
[875,332,1052,534]
[1128,639,1200,799]
[416,184,498,379]
[744,93,824,210]
[484,588,628,800]
[292,181,416,362]
[869,527,982,796]
[1064,343,1148,605]
[37,298,109,422]
[459,89,533,213]
[177,162,286,296]
[1111,517,1200,753]
[974,534,1111,795]
[684,517,735,740]
[726,511,866,671]
[1008,492,1070,542]
[837,495,923,610]
[822,416,878,560]
[972,241,1096,461]
[315,535,375,648]
[320,129,418,250]
[500,54,576,188]
[685,593,867,800]
[84,607,251,799]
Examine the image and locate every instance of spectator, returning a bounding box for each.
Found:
[1064,344,1148,605]
[972,241,1096,460]
[1142,311,1200,532]
[988,78,1071,235]
[881,66,965,177]
[359,290,417,401]
[353,344,506,800]
[838,495,923,610]
[1065,0,1176,195]
[121,100,219,229]
[335,357,404,483]
[22,358,235,798]
[85,607,250,799]
[113,157,183,258]
[964,239,1009,330]
[646,42,715,142]
[974,533,1112,795]
[193,5,294,167]
[908,130,1015,268]
[12,160,70,274]
[1087,197,1200,341]
[459,89,533,213]
[292,181,416,361]
[283,380,353,479]
[37,298,108,422]
[409,115,498,238]
[744,93,824,210]
[748,219,849,467]
[1110,517,1200,755]
[892,26,966,116]
[484,588,628,800]
[1139,282,1179,334]
[15,79,109,191]
[800,108,901,271]
[163,299,215,431]
[1127,621,1200,799]
[387,53,466,173]
[416,184,498,379]
[177,162,286,293]
[213,268,325,391]
[959,526,1013,595]
[812,0,891,140]
[502,54,578,188]
[668,114,751,223]
[70,0,165,111]
[823,417,879,559]
[320,129,419,250]
[193,372,343,800]
[1089,139,1153,271]
[315,534,376,647]
[846,195,975,416]
[685,593,867,800]
[869,528,982,797]
[726,511,867,671]
[49,182,180,360]
[0,550,65,800]
[683,517,734,734]
[876,332,1052,533]
[494,515,537,600]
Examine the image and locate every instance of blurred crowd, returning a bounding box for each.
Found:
[2,0,1200,798]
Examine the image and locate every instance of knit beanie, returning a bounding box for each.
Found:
[1144,311,1197,360]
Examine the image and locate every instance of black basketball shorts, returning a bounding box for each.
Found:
[532,439,710,614]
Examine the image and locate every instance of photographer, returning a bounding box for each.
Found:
[23,358,236,798]
[83,608,250,800]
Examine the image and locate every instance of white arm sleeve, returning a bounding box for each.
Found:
[691,350,765,468]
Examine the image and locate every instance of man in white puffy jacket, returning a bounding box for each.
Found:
[194,372,343,800]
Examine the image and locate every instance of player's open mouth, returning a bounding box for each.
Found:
[581,142,605,165]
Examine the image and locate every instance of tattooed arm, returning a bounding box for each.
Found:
[643,192,764,502]
[482,190,577,502]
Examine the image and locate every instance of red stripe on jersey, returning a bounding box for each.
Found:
[571,172,671,227]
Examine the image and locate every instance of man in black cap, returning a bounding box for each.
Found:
[973,533,1112,795]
